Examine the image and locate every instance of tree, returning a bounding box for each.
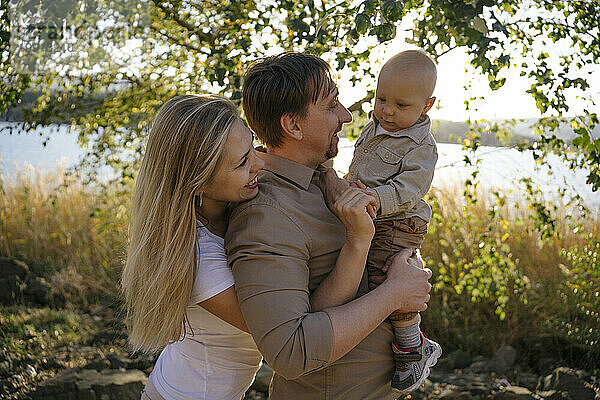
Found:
[1,0,598,191]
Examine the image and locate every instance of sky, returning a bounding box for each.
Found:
[334,19,600,122]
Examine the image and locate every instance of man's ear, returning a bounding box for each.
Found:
[422,96,436,115]
[280,113,303,141]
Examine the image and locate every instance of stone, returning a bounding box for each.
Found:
[467,383,491,396]
[106,352,133,369]
[494,386,536,400]
[440,390,473,399]
[488,345,517,374]
[510,370,539,391]
[538,367,595,400]
[24,277,54,306]
[250,363,273,393]
[438,349,473,371]
[0,257,29,304]
[33,368,147,400]
[467,360,488,373]
[538,390,572,400]
[453,349,473,369]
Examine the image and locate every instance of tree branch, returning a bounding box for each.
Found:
[348,92,373,112]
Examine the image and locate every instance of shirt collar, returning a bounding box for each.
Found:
[372,114,431,143]
[260,152,317,191]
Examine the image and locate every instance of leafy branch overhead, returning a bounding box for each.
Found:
[1,0,598,190]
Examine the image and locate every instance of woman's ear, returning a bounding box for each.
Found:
[280,113,303,141]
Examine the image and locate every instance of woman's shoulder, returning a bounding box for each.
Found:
[188,221,233,305]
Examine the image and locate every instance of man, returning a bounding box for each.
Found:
[225,53,432,399]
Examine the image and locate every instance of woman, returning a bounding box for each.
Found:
[122,94,382,400]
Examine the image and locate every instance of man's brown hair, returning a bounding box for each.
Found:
[242,53,335,148]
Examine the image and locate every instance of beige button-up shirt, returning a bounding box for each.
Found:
[346,115,438,222]
[226,152,396,400]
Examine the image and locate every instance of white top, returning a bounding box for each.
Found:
[152,223,263,400]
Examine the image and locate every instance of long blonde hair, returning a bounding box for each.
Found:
[122,94,239,354]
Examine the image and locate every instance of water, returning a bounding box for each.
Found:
[1,123,597,212]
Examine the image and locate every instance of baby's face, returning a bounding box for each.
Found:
[373,68,433,132]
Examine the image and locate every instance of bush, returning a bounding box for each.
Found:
[421,185,599,370]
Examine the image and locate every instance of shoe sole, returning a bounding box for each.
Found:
[392,341,442,394]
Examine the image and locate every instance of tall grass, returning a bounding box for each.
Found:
[0,167,129,303]
[1,168,598,370]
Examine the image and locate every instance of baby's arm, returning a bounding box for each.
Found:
[374,143,438,218]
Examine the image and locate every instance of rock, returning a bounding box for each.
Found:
[83,357,111,371]
[438,349,473,371]
[467,359,489,373]
[33,368,147,400]
[538,367,595,400]
[538,390,572,400]
[0,257,29,304]
[436,356,455,371]
[494,386,536,400]
[250,363,273,393]
[467,383,491,396]
[440,390,473,399]
[453,349,473,370]
[509,369,539,391]
[24,277,54,305]
[488,345,517,374]
[106,352,133,369]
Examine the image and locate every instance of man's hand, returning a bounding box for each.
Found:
[322,168,351,209]
[378,249,432,313]
[368,249,422,290]
[332,187,377,245]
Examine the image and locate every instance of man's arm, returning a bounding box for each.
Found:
[226,203,433,379]
[309,186,376,312]
[226,203,334,379]
[374,143,438,218]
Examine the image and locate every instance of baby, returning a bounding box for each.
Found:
[326,50,441,393]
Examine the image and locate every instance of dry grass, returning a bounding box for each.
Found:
[0,167,130,302]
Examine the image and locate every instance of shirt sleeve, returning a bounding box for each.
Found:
[374,142,438,218]
[188,230,235,306]
[225,203,334,380]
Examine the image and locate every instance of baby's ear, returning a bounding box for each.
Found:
[422,96,436,114]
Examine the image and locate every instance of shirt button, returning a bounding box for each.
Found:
[363,149,368,153]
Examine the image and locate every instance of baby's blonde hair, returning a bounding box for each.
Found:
[382,50,437,98]
[122,94,239,354]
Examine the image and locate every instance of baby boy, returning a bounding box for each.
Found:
[345,50,442,393]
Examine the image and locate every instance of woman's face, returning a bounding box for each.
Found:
[201,119,265,204]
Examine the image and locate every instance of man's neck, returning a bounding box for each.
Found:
[267,145,320,170]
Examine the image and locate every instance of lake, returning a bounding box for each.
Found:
[1,122,598,212]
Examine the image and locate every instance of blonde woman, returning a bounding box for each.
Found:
[122,94,381,400]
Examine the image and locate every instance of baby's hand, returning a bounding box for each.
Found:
[350,180,380,217]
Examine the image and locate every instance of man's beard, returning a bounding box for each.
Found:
[325,135,339,160]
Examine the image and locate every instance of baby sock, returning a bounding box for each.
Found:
[393,323,421,349]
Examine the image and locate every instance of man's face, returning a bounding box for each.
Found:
[297,84,352,166]
[373,68,433,132]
